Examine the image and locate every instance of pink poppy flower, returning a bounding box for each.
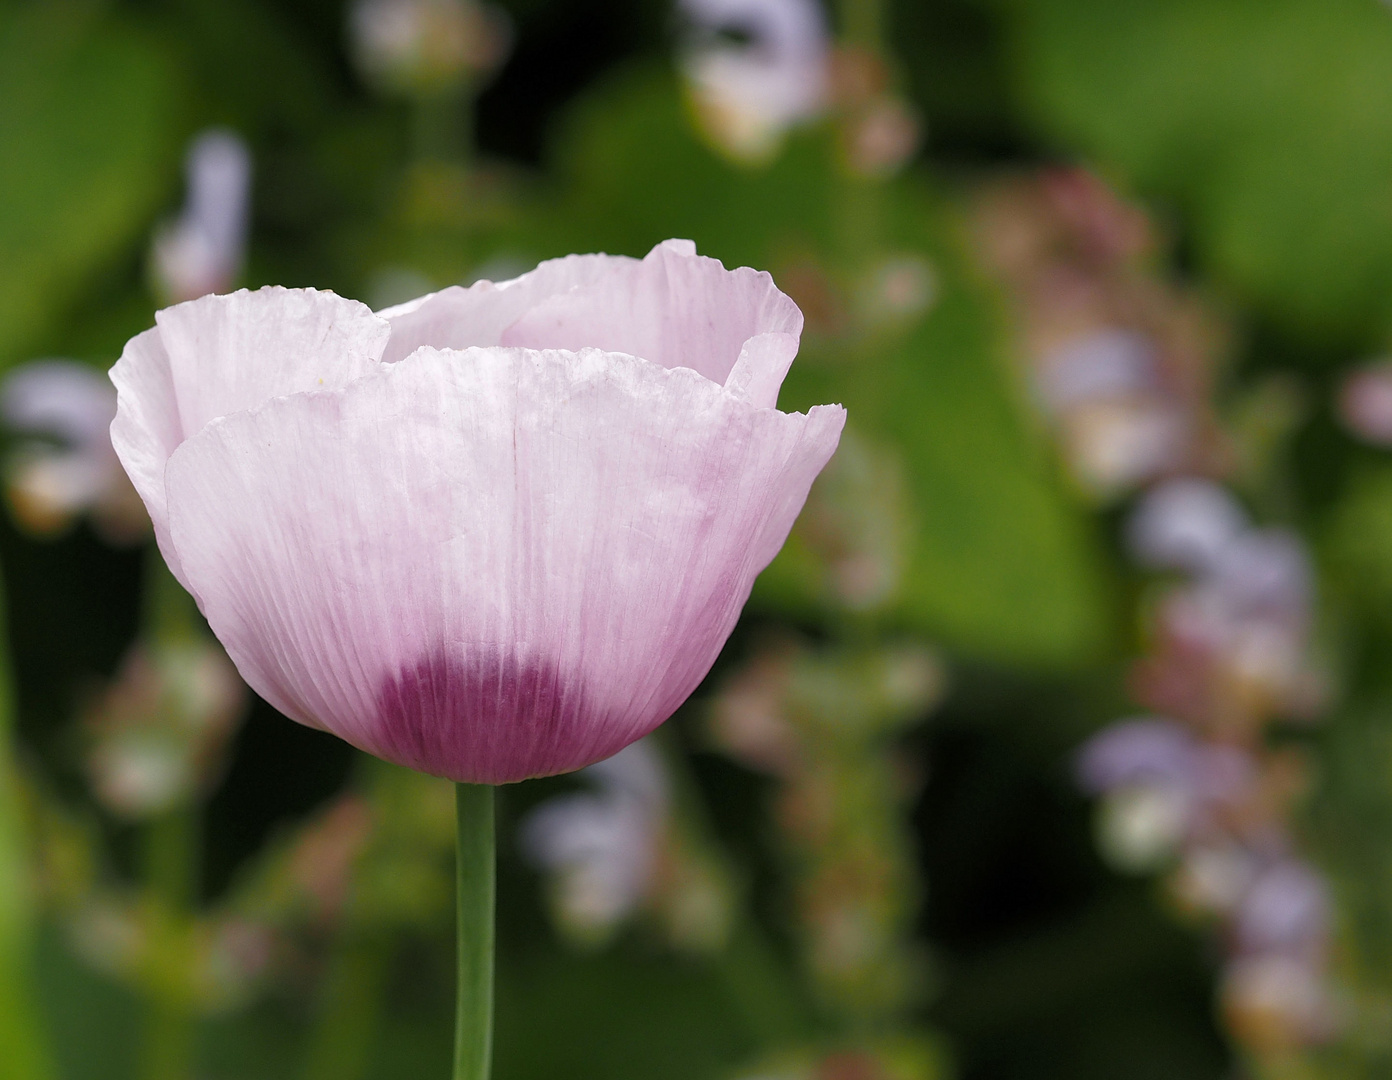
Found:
[110,240,844,783]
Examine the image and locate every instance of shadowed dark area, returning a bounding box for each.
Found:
[376,646,594,784]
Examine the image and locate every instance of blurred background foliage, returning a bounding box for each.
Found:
[6,0,1392,1078]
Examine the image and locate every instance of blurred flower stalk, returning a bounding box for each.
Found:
[711,641,941,1026]
[974,169,1343,1073]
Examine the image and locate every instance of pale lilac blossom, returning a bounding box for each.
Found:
[678,0,829,164]
[520,739,667,939]
[1127,478,1248,575]
[1075,716,1197,796]
[1035,329,1187,495]
[1077,717,1260,869]
[151,130,252,305]
[1,360,145,540]
[1234,859,1331,960]
[1035,329,1158,413]
[110,240,845,783]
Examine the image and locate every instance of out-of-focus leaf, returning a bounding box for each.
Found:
[543,68,1108,666]
[0,3,179,367]
[491,947,752,1080]
[32,928,136,1080]
[1005,0,1392,343]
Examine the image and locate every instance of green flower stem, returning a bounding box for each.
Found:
[454,783,495,1080]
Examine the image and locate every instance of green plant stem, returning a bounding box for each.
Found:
[140,807,197,1080]
[454,783,495,1080]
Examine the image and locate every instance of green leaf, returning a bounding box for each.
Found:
[1006,0,1392,342]
[0,3,180,368]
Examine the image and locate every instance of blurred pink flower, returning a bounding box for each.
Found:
[109,240,844,783]
[1337,360,1392,445]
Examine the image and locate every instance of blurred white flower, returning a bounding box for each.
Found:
[520,739,668,943]
[1078,717,1202,869]
[69,898,144,980]
[1337,360,1392,446]
[1127,478,1248,575]
[349,0,511,96]
[0,360,146,541]
[678,0,829,164]
[151,130,252,304]
[1063,400,1187,496]
[1096,783,1190,872]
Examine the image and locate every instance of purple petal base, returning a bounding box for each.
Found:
[374,646,608,784]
